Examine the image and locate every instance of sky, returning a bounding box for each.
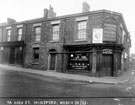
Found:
[0,0,135,54]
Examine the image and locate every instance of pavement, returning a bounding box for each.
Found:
[0,64,134,85]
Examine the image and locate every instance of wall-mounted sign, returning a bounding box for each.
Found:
[102,49,112,54]
[93,28,103,43]
[103,23,117,42]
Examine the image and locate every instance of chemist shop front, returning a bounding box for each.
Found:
[64,44,123,77]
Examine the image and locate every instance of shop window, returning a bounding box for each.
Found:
[52,24,59,41]
[34,26,41,42]
[68,53,89,71]
[33,47,39,63]
[77,21,87,40]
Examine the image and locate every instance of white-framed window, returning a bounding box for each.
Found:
[52,24,59,41]
[18,28,23,41]
[34,26,41,42]
[7,29,11,41]
[77,20,87,40]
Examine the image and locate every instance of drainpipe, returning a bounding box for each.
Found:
[61,18,66,73]
[22,23,27,67]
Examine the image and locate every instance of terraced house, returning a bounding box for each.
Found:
[0,3,131,77]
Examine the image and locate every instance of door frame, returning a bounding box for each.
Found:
[48,53,57,71]
[101,54,113,76]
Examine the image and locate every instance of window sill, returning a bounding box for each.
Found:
[33,41,40,44]
[49,40,59,43]
[31,62,39,65]
[74,39,87,42]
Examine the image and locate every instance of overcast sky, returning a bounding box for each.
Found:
[0,0,135,54]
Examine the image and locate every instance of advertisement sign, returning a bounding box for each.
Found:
[93,28,103,43]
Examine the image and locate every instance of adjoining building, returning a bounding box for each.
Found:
[0,3,131,77]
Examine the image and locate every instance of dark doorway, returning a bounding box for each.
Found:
[49,49,57,70]
[15,47,23,65]
[102,55,113,76]
[9,47,15,64]
[50,54,56,70]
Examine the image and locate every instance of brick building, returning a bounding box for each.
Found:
[0,4,131,77]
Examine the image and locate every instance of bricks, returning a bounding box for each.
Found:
[0,9,131,76]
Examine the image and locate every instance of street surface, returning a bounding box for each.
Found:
[0,67,135,105]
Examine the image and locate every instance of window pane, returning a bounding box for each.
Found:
[35,26,41,34]
[7,30,11,35]
[18,28,22,34]
[35,36,40,41]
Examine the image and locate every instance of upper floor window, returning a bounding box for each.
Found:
[52,24,59,41]
[7,29,11,41]
[77,20,87,40]
[18,28,23,41]
[34,26,41,42]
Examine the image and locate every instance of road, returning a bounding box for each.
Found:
[0,68,135,105]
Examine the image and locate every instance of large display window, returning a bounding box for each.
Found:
[68,53,89,71]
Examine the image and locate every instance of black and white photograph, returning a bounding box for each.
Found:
[0,0,135,105]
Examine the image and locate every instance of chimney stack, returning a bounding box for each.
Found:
[48,5,56,18]
[82,2,90,12]
[43,8,48,19]
[43,5,56,19]
[7,18,16,24]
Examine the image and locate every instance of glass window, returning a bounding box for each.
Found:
[34,26,41,42]
[77,21,87,40]
[18,28,22,41]
[7,29,11,41]
[33,48,39,63]
[52,24,59,41]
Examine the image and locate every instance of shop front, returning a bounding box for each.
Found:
[64,44,124,77]
[0,41,25,66]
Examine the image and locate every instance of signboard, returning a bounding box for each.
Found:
[103,23,117,42]
[93,28,103,43]
[102,49,113,54]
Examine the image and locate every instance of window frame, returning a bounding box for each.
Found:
[77,20,87,40]
[33,47,39,63]
[7,29,11,41]
[17,28,23,41]
[52,24,60,41]
[34,26,41,42]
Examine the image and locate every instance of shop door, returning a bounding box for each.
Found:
[9,47,15,64]
[102,55,113,76]
[50,54,56,70]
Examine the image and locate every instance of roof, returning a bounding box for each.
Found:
[0,9,128,33]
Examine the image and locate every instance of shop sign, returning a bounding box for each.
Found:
[93,28,103,43]
[102,49,112,54]
[103,23,117,42]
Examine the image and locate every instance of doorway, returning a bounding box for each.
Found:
[102,54,113,76]
[49,49,57,70]
[9,47,15,64]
